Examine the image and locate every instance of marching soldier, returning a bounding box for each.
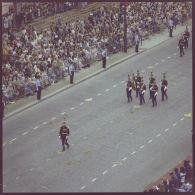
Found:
[59,121,70,151]
[135,70,141,98]
[150,80,158,107]
[139,79,146,105]
[183,27,190,49]
[149,71,155,99]
[161,73,168,101]
[126,75,133,103]
[178,34,185,57]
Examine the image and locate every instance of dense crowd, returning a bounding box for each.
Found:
[2,2,192,105]
[145,159,193,192]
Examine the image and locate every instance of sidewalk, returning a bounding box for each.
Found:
[4,21,191,119]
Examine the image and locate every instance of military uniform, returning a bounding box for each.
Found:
[135,70,141,98]
[150,81,158,107]
[183,30,190,49]
[59,122,70,151]
[126,80,133,103]
[178,36,185,57]
[139,80,146,105]
[161,73,168,101]
[149,72,155,99]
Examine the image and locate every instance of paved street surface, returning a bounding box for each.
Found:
[3,31,192,192]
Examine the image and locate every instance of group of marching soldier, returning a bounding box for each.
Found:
[126,70,168,107]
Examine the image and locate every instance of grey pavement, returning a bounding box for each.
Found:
[3,22,192,192]
[4,20,191,119]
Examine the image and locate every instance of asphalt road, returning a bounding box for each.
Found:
[3,36,192,192]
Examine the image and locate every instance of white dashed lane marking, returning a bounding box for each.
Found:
[80,185,86,190]
[148,139,153,143]
[102,170,108,175]
[141,69,145,73]
[161,59,165,62]
[41,186,48,190]
[80,102,84,105]
[122,157,127,161]
[46,158,51,162]
[43,122,47,125]
[33,126,38,130]
[167,56,171,59]
[92,178,97,182]
[61,112,66,115]
[180,118,184,121]
[173,123,177,127]
[164,128,169,132]
[70,107,75,110]
[112,164,117,168]
[11,138,16,142]
[156,134,161,137]
[51,117,56,121]
[140,145,144,149]
[113,84,117,88]
[121,81,125,83]
[29,168,34,171]
[22,132,29,135]
[131,151,136,155]
[155,62,159,66]
[105,89,110,92]
[97,93,102,96]
[174,53,177,55]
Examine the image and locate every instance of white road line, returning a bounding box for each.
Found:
[102,170,108,175]
[140,145,144,149]
[122,157,127,161]
[51,117,56,120]
[167,56,171,59]
[141,69,145,73]
[16,176,20,180]
[61,112,66,115]
[174,53,177,55]
[80,185,86,190]
[22,132,29,135]
[41,186,48,189]
[92,178,97,182]
[43,122,47,125]
[11,138,16,142]
[112,164,117,168]
[70,107,75,110]
[164,128,169,132]
[80,102,84,105]
[33,126,38,130]
[121,81,125,83]
[155,62,159,66]
[46,159,51,162]
[161,59,165,62]
[105,89,110,92]
[131,151,136,155]
[156,134,161,137]
[97,93,102,96]
[148,139,153,143]
[29,168,34,171]
[173,123,177,127]
[113,84,117,88]
[180,118,184,121]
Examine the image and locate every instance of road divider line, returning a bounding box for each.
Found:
[173,123,177,127]
[43,122,47,125]
[92,178,97,182]
[140,145,144,149]
[70,107,75,110]
[33,126,38,130]
[102,170,108,175]
[131,151,136,155]
[174,53,177,55]
[51,117,56,120]
[148,139,153,143]
[161,59,165,62]
[121,81,125,83]
[141,69,145,73]
[61,112,66,115]
[41,186,48,189]
[97,93,102,96]
[113,84,117,88]
[105,89,110,92]
[164,128,169,132]
[29,168,34,171]
[122,157,127,161]
[80,102,84,105]
[80,185,86,190]
[167,56,171,59]
[180,118,184,121]
[155,62,159,66]
[22,132,29,135]
[156,134,161,137]
[11,138,16,142]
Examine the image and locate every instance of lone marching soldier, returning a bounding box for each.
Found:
[149,71,155,99]
[135,70,141,98]
[139,79,146,105]
[126,75,133,103]
[178,35,185,57]
[183,27,190,49]
[150,80,158,107]
[59,121,70,151]
[161,73,168,101]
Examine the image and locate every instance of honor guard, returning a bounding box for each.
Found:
[149,71,155,99]
[150,80,158,107]
[178,35,185,57]
[135,70,141,98]
[139,79,146,105]
[59,121,70,151]
[161,73,168,101]
[126,75,133,103]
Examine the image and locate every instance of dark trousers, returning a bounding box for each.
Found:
[184,39,188,48]
[179,46,184,57]
[152,94,157,106]
[139,92,145,105]
[161,89,168,101]
[61,136,69,151]
[37,86,42,100]
[135,44,139,52]
[126,89,133,103]
[136,88,140,98]
[149,90,152,99]
[102,57,106,68]
[169,27,173,37]
[70,71,74,84]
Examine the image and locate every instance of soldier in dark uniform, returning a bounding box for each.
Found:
[126,75,133,103]
[149,71,155,99]
[59,121,70,151]
[178,35,185,57]
[161,73,168,101]
[183,28,190,49]
[139,79,146,105]
[150,80,158,107]
[135,70,141,98]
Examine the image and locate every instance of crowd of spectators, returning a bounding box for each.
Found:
[145,159,193,192]
[2,2,192,105]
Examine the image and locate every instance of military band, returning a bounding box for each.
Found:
[161,73,168,101]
